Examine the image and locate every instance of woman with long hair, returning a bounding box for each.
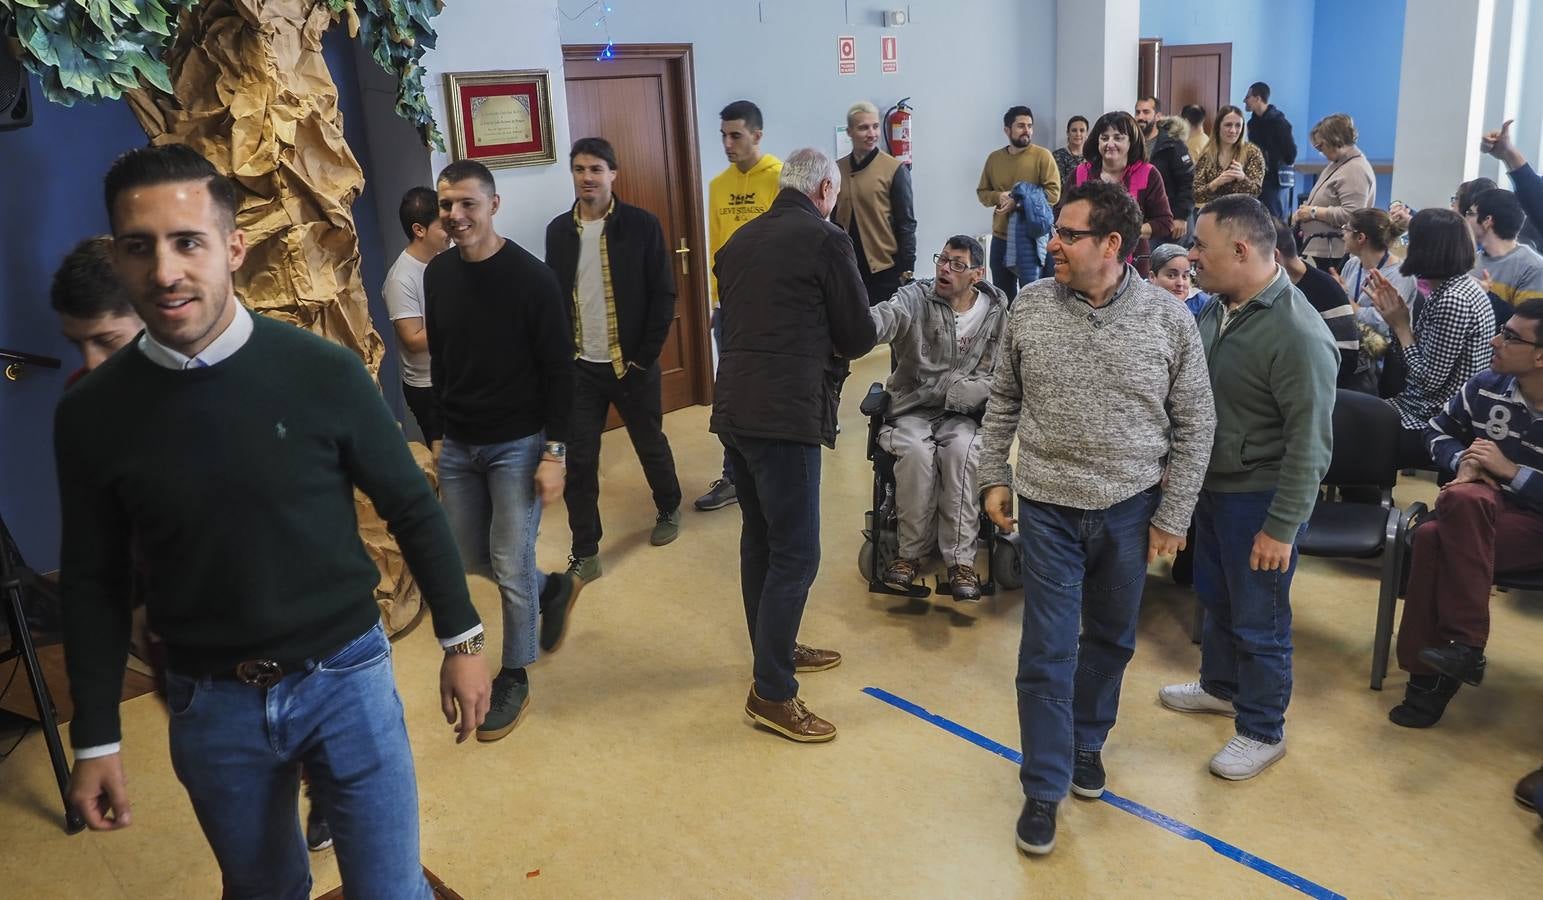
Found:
[1073,110,1174,275]
[1193,105,1265,207]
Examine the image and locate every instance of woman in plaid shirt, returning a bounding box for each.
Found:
[1367,208,1496,467]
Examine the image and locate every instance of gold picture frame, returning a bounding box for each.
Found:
[443,69,556,169]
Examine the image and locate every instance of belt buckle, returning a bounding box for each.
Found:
[234,659,283,687]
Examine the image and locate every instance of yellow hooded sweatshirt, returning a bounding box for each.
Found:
[708,153,783,304]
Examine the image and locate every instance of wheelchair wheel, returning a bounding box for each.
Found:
[858,537,877,583]
[992,534,1023,590]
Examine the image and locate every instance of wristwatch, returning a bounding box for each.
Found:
[446,632,485,655]
[543,441,567,461]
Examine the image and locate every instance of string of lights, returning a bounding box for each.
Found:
[560,1,617,60]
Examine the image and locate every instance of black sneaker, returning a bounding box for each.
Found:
[1071,749,1105,799]
[538,571,577,653]
[1015,798,1058,856]
[304,786,332,851]
[693,478,738,511]
[477,668,530,742]
[1388,673,1461,728]
[1416,642,1486,685]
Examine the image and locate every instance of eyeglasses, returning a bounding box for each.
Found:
[1499,325,1541,347]
[1051,225,1104,244]
[932,253,977,272]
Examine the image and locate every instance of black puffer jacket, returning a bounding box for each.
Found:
[1149,119,1196,222]
[710,188,877,448]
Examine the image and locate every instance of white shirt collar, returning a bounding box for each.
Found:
[138,302,254,370]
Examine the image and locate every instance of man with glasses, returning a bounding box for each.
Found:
[869,236,1011,601]
[1387,299,1543,729]
[978,181,1215,856]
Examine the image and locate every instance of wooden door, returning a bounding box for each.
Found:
[1159,42,1231,141]
[562,45,711,425]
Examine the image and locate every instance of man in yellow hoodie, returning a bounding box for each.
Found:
[696,100,783,512]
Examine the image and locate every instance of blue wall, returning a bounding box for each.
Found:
[1308,0,1404,206]
[0,30,392,573]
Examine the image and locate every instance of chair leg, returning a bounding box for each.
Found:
[1371,507,1405,691]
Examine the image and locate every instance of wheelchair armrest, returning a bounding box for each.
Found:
[859,382,891,418]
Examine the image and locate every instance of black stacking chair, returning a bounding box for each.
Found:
[1293,390,1425,689]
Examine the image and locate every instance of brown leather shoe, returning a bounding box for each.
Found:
[793,643,841,672]
[745,687,836,742]
[1517,766,1543,812]
[948,564,982,602]
[881,557,920,589]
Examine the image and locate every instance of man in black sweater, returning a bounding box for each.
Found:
[57,144,490,899]
[545,138,682,585]
[1245,82,1298,221]
[426,159,576,744]
[1273,219,1374,393]
[713,148,877,743]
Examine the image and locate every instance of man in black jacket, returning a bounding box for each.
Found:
[545,138,682,585]
[1245,82,1298,220]
[713,147,877,743]
[1149,116,1196,240]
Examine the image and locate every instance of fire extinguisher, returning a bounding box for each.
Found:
[884,98,913,168]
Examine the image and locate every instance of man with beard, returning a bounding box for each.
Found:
[977,105,1062,297]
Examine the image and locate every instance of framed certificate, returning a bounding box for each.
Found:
[443,69,556,168]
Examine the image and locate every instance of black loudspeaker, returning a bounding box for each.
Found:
[1,21,34,131]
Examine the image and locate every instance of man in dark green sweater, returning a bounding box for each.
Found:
[56,144,490,900]
[1159,194,1337,783]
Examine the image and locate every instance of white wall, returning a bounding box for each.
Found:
[1057,0,1140,134]
[419,4,575,254]
[556,0,1057,261]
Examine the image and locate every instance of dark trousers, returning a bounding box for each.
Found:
[862,266,903,307]
[711,309,733,483]
[721,433,821,702]
[401,383,441,445]
[1398,484,1543,671]
[565,360,682,558]
[1396,425,1434,469]
[988,235,1017,299]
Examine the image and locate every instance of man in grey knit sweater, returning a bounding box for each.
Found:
[979,181,1216,857]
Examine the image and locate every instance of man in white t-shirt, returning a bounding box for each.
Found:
[868,236,1011,601]
[384,186,452,446]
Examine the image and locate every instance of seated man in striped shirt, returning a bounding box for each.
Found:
[1389,298,1543,728]
[1272,219,1374,393]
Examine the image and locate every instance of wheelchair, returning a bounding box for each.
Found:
[855,382,1024,598]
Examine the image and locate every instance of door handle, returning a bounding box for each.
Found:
[675,238,691,275]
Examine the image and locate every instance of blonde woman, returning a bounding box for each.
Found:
[1192,105,1266,207]
[1293,113,1376,271]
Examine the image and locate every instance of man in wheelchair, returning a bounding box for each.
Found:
[869,235,1011,601]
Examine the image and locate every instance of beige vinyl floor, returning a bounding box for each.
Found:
[3,348,1542,898]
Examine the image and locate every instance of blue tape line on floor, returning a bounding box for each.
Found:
[862,686,1345,900]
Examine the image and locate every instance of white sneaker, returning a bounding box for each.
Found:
[1209,735,1286,781]
[1158,681,1236,716]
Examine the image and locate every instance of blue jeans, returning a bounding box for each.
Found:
[1193,489,1302,744]
[721,433,821,701]
[438,435,546,668]
[1260,184,1291,221]
[1015,487,1160,801]
[165,624,430,900]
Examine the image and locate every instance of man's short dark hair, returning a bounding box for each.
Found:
[1401,208,1477,279]
[1512,297,1543,327]
[1083,111,1145,169]
[1246,81,1271,102]
[1455,177,1497,215]
[104,143,238,232]
[1060,180,1142,260]
[1474,188,1525,240]
[1272,218,1301,260]
[398,187,439,241]
[720,100,763,131]
[437,159,497,196]
[1137,96,1160,111]
[1202,194,1277,254]
[1004,105,1034,129]
[1181,104,1207,128]
[944,234,985,269]
[50,236,134,319]
[570,137,618,170]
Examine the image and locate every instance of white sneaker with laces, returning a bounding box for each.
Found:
[1209,734,1286,780]
[1158,681,1236,716]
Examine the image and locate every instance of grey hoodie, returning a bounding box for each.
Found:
[870,278,1011,419]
